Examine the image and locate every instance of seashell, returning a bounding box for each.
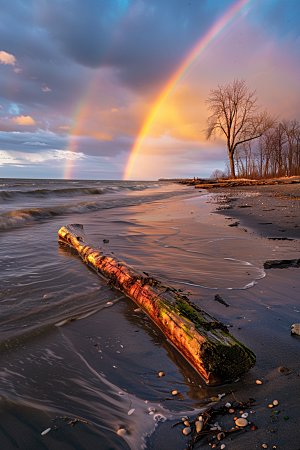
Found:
[195,421,203,433]
[172,390,178,396]
[127,408,135,415]
[158,371,165,377]
[241,413,248,418]
[183,426,191,435]
[41,428,51,435]
[217,432,225,441]
[183,421,190,426]
[256,380,262,385]
[225,402,231,408]
[218,393,226,399]
[235,418,248,427]
[117,428,126,436]
[273,400,278,406]
[291,323,300,335]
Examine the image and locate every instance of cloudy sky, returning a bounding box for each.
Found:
[0,0,299,180]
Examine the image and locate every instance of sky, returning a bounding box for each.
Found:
[0,0,299,180]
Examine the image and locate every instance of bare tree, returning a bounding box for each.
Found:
[205,79,276,178]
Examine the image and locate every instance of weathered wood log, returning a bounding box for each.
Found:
[58,224,255,385]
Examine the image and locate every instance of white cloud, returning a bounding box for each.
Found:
[0,149,84,166]
[0,50,16,66]
[42,86,51,92]
[23,141,49,146]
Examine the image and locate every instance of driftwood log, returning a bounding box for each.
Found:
[58,224,255,385]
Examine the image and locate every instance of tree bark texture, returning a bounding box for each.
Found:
[58,224,256,385]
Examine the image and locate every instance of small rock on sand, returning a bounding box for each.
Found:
[291,323,300,335]
[195,421,203,433]
[273,400,279,406]
[117,428,126,436]
[172,390,178,396]
[256,380,262,385]
[158,371,165,377]
[183,426,191,435]
[235,418,248,427]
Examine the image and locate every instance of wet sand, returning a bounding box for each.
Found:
[1,185,300,449]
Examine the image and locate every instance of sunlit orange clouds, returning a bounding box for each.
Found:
[0,50,16,66]
[0,115,37,132]
[12,115,36,125]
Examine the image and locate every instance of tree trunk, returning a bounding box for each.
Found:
[228,150,236,179]
[58,224,256,386]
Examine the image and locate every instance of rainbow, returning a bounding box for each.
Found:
[64,76,98,179]
[123,0,253,180]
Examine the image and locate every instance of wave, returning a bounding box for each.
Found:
[0,183,157,202]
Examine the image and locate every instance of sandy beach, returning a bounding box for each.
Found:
[1,180,300,450]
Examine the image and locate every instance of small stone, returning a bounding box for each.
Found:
[41,428,51,436]
[225,402,231,408]
[229,408,235,414]
[251,425,258,431]
[291,323,300,335]
[256,380,262,385]
[106,302,113,306]
[158,371,165,377]
[195,421,203,433]
[221,445,226,450]
[241,413,248,418]
[183,426,191,435]
[212,445,217,449]
[117,428,126,436]
[239,411,243,414]
[262,445,268,449]
[211,397,219,402]
[233,417,237,421]
[235,418,248,427]
[273,446,277,449]
[184,421,190,426]
[273,400,278,406]
[198,415,203,421]
[127,408,135,415]
[172,390,178,396]
[217,432,225,441]
[268,404,274,408]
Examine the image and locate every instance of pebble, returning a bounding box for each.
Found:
[212,445,217,449]
[268,404,274,408]
[256,380,262,385]
[158,371,165,377]
[198,415,203,421]
[262,445,268,449]
[235,418,248,427]
[273,400,278,406]
[41,428,51,436]
[221,445,226,450]
[172,390,178,396]
[127,408,135,415]
[183,426,191,435]
[229,408,235,414]
[106,302,113,306]
[241,413,248,418]
[117,428,126,436]
[291,323,300,335]
[184,421,190,426]
[225,402,231,408]
[217,432,225,441]
[211,397,219,402]
[195,420,203,433]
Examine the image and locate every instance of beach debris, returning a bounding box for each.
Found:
[251,425,258,430]
[127,408,135,415]
[228,221,239,227]
[278,366,291,374]
[58,224,256,385]
[153,413,167,422]
[214,294,229,307]
[158,371,165,377]
[172,390,178,396]
[217,432,225,440]
[241,412,248,418]
[218,393,226,399]
[235,418,248,427]
[273,400,278,406]
[225,402,231,408]
[183,426,191,435]
[117,428,126,436]
[284,415,289,420]
[264,259,300,269]
[103,239,109,243]
[41,428,51,435]
[211,397,219,402]
[229,408,235,413]
[291,323,300,335]
[256,380,262,385]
